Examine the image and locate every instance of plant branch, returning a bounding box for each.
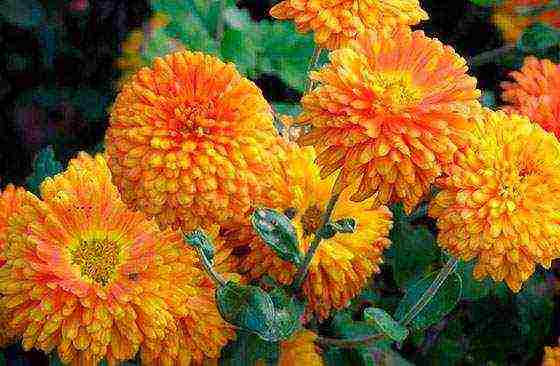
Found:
[315,333,385,348]
[467,44,516,68]
[292,191,341,291]
[195,245,227,287]
[400,256,459,327]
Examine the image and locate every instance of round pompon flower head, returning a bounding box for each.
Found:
[107,50,278,232]
[429,110,560,292]
[543,346,560,366]
[237,142,393,320]
[257,330,323,366]
[269,0,428,49]
[0,153,233,365]
[298,27,481,213]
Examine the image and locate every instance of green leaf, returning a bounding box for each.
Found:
[456,260,493,301]
[387,204,440,288]
[216,282,279,341]
[251,208,302,266]
[26,146,63,196]
[517,22,560,53]
[219,330,280,366]
[269,288,304,340]
[394,270,462,330]
[364,308,409,342]
[272,102,302,117]
[468,0,503,6]
[0,0,45,28]
[183,228,215,261]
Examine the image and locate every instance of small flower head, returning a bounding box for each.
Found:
[298,27,481,213]
[430,110,560,292]
[0,153,233,365]
[270,0,428,49]
[107,50,278,232]
[543,346,560,366]
[228,142,393,320]
[502,57,560,139]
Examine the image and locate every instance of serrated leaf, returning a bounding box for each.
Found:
[251,208,302,266]
[26,146,63,196]
[216,282,279,341]
[183,228,215,261]
[517,22,560,53]
[364,308,409,342]
[387,204,440,288]
[395,270,462,330]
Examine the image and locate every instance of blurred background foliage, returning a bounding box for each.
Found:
[0,0,560,365]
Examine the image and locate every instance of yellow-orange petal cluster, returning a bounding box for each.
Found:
[257,330,324,366]
[298,27,481,213]
[501,57,560,139]
[492,0,560,43]
[0,153,234,365]
[543,346,560,366]
[107,50,278,232]
[270,0,428,49]
[227,142,393,320]
[429,110,560,292]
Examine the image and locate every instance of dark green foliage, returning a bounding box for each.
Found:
[220,330,280,366]
[517,22,560,53]
[25,146,63,195]
[364,307,409,342]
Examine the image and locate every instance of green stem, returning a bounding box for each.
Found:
[292,192,341,291]
[306,46,323,92]
[400,257,459,327]
[195,246,226,287]
[316,333,385,348]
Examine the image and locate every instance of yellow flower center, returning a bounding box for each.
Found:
[70,237,122,286]
[369,72,422,112]
[301,204,323,236]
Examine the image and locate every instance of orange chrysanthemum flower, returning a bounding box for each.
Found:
[543,346,560,366]
[298,27,481,213]
[492,0,560,43]
[227,142,393,320]
[107,50,278,232]
[429,110,560,292]
[270,0,428,49]
[502,57,560,138]
[0,184,25,346]
[0,153,233,365]
[256,330,323,366]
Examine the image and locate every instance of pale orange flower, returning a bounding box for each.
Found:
[270,0,428,49]
[107,50,278,232]
[0,153,233,365]
[430,110,560,292]
[298,27,481,213]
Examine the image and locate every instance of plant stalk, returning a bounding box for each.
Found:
[195,246,227,287]
[292,191,341,291]
[400,256,459,327]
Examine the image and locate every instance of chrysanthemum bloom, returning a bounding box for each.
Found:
[0,153,233,365]
[501,57,560,138]
[543,346,560,366]
[270,0,428,49]
[107,50,278,231]
[298,27,481,213]
[492,0,560,43]
[256,330,323,366]
[232,142,393,320]
[0,184,25,346]
[429,110,560,292]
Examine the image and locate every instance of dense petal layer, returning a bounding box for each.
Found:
[298,27,481,213]
[430,110,560,292]
[107,50,278,231]
[270,0,428,49]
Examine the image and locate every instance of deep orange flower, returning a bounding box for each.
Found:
[492,0,560,43]
[0,153,233,365]
[502,57,560,139]
[270,0,428,49]
[226,142,393,320]
[107,50,278,232]
[543,345,560,366]
[430,110,560,292]
[298,27,481,213]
